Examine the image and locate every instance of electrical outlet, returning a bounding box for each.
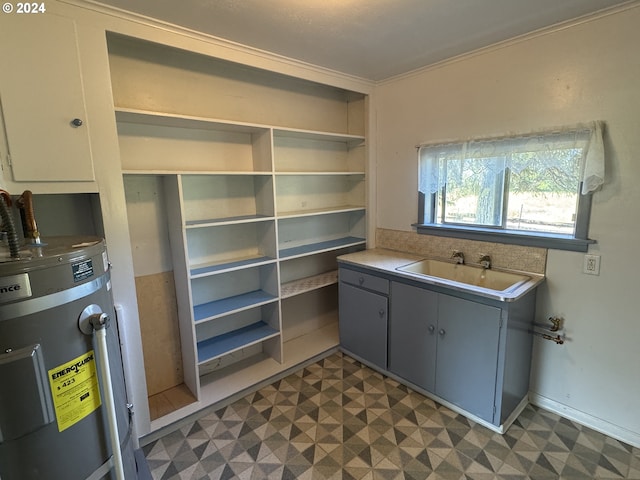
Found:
[583,254,601,275]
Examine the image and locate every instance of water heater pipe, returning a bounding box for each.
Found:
[0,189,20,258]
[16,190,41,245]
[90,313,126,480]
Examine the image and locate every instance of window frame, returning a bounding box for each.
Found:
[433,161,510,229]
[415,136,597,252]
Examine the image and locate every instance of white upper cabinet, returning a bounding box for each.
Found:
[0,13,94,182]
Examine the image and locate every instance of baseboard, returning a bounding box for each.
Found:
[529,392,640,448]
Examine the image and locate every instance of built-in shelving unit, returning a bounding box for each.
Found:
[110,33,367,431]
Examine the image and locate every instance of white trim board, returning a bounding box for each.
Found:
[529,392,640,448]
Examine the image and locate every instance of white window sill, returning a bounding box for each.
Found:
[414,223,595,252]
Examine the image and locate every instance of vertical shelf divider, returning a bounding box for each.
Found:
[266,128,285,364]
[163,174,200,399]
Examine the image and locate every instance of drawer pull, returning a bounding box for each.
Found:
[359,277,365,285]
[379,309,385,317]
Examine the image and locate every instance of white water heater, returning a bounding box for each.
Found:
[0,236,137,479]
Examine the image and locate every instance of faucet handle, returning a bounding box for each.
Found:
[479,254,491,268]
[451,250,465,264]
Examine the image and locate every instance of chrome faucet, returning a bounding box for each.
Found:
[451,250,464,264]
[479,254,491,269]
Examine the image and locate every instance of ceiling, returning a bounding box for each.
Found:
[94,0,633,81]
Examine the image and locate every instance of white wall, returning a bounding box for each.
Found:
[374,5,640,445]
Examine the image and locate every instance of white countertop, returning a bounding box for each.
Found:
[337,248,545,302]
[337,248,423,271]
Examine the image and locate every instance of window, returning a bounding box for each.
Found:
[416,123,604,251]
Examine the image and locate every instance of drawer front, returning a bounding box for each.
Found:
[340,268,389,294]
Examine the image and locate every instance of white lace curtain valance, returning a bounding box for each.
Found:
[418,121,605,196]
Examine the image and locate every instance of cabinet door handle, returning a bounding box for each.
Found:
[71,118,83,127]
[428,325,435,334]
[439,329,446,337]
[378,309,385,317]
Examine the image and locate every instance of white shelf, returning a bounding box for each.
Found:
[273,130,365,173]
[123,170,273,175]
[281,270,339,299]
[186,221,277,274]
[273,127,364,145]
[116,108,365,144]
[275,171,365,176]
[115,107,269,134]
[279,237,366,260]
[277,206,364,219]
[186,215,275,228]
[190,255,276,278]
[117,112,273,173]
[181,174,274,224]
[275,173,364,219]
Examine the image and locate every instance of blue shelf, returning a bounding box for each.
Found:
[193,290,278,322]
[190,256,274,277]
[197,321,279,363]
[279,236,365,259]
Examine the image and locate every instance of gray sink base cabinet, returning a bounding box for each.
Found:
[338,269,389,370]
[338,265,537,433]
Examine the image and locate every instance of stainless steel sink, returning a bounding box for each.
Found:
[396,259,531,293]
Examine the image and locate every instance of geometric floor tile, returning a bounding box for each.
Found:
[143,352,640,479]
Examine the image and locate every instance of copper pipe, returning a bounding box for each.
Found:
[0,190,11,207]
[16,190,41,245]
[532,316,562,333]
[547,316,562,332]
[532,331,565,344]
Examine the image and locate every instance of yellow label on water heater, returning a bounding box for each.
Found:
[48,350,102,432]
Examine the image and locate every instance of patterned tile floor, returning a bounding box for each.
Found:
[143,353,640,479]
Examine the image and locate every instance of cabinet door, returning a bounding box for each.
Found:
[0,14,93,181]
[436,294,501,423]
[339,283,387,369]
[389,282,437,392]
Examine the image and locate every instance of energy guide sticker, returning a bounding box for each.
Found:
[48,350,102,432]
